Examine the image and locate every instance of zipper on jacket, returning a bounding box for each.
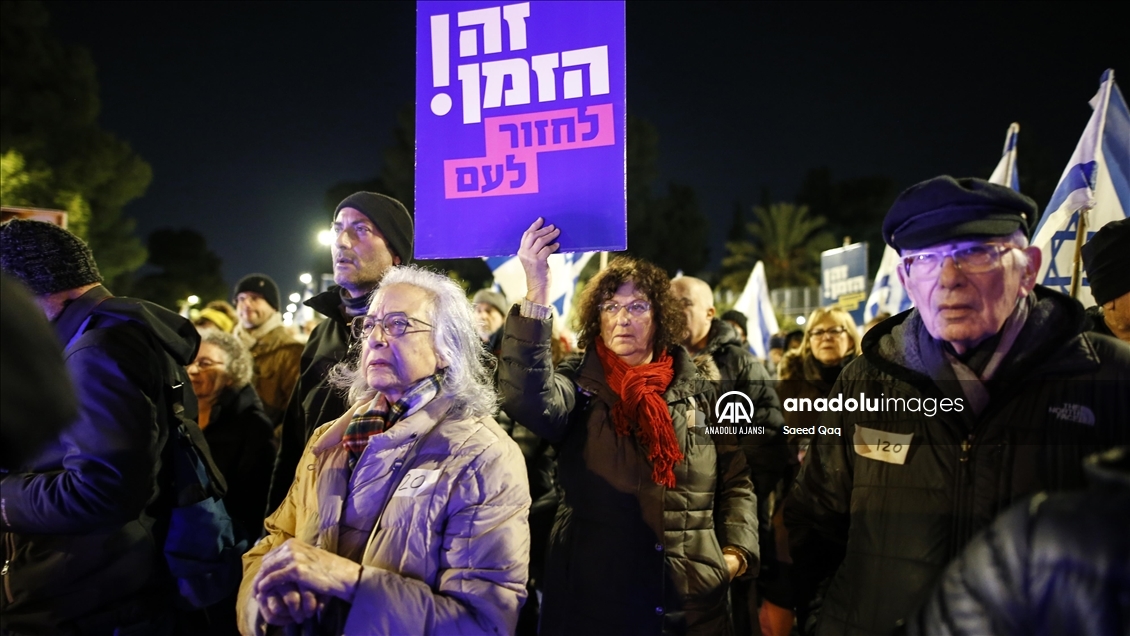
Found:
[2,531,14,604]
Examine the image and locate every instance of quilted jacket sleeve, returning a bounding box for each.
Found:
[498,307,577,444]
[342,435,531,636]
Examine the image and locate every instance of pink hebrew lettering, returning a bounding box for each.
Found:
[443,103,615,199]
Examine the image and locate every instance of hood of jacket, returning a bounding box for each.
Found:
[304,286,350,324]
[702,318,744,356]
[56,285,199,365]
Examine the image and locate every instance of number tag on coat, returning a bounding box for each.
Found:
[853,426,913,465]
[393,468,441,497]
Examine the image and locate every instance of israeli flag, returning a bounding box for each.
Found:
[731,261,779,360]
[988,122,1021,191]
[484,252,595,320]
[1031,69,1129,305]
[864,121,1027,323]
[862,246,914,323]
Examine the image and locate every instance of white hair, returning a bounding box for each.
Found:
[330,265,497,419]
[1003,228,1031,269]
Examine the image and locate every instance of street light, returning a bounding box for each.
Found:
[317,229,335,246]
[288,292,302,303]
[796,315,806,326]
[299,273,313,285]
[286,303,298,313]
[187,295,200,306]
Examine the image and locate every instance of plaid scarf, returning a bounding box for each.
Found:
[342,373,443,468]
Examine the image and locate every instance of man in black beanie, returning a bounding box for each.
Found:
[232,273,303,425]
[1082,217,1130,344]
[784,177,1130,636]
[267,192,414,513]
[0,219,202,634]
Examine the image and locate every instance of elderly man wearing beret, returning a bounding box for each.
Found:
[783,176,1130,636]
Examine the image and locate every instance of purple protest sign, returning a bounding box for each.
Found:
[415,1,626,259]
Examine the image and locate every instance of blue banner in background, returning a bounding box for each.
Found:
[821,243,869,328]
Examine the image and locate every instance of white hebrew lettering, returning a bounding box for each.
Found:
[502,3,530,51]
[482,58,531,108]
[531,53,559,102]
[458,63,482,124]
[430,14,450,87]
[561,46,609,99]
[531,52,562,102]
[458,7,502,57]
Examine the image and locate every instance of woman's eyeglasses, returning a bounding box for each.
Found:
[351,313,433,339]
[809,326,847,339]
[598,300,651,316]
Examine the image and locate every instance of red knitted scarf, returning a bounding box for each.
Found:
[594,338,683,488]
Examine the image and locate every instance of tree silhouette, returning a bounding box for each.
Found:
[1,1,150,288]
[130,228,227,310]
[625,116,709,276]
[721,203,836,291]
[795,168,897,277]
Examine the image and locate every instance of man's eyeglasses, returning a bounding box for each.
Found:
[599,300,652,316]
[809,326,848,339]
[351,313,433,339]
[902,244,1016,279]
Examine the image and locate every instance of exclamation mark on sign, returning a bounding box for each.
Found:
[430,14,452,116]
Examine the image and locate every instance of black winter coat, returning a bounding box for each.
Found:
[202,383,275,544]
[268,288,354,514]
[500,310,759,636]
[784,288,1130,636]
[0,285,200,635]
[697,319,790,551]
[904,447,1130,636]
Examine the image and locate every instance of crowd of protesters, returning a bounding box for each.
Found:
[1,178,1128,636]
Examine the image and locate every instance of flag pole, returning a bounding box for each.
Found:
[1069,206,1090,298]
[600,251,608,271]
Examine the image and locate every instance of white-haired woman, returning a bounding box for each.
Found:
[237,266,531,635]
[187,329,275,545]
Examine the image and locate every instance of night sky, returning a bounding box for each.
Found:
[44,1,1126,300]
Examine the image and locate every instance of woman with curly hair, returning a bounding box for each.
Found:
[500,219,758,635]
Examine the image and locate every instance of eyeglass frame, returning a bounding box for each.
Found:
[188,357,226,370]
[901,243,1018,279]
[351,312,434,340]
[809,326,848,339]
[598,299,652,317]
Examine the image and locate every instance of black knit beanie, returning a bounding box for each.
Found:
[233,273,281,311]
[1082,218,1130,306]
[0,219,103,295]
[334,192,414,263]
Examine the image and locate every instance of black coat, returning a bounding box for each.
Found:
[203,383,275,543]
[697,319,790,555]
[0,285,200,635]
[267,287,354,514]
[500,309,759,636]
[904,447,1130,636]
[784,288,1130,636]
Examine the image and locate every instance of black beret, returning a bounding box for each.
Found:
[1081,218,1130,306]
[883,176,1037,252]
